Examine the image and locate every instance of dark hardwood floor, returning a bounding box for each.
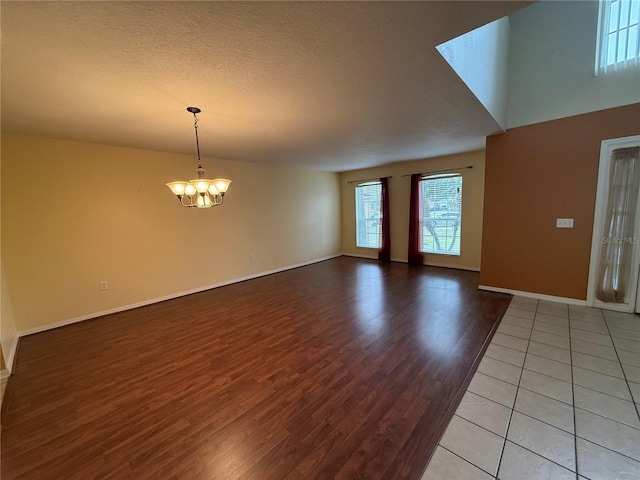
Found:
[1,257,511,480]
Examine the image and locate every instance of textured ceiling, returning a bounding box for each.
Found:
[1,1,530,172]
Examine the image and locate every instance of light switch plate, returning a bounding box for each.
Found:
[556,218,574,228]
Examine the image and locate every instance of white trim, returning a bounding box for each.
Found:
[342,254,406,263]
[478,285,587,306]
[586,135,640,313]
[3,336,18,374]
[342,253,378,260]
[0,369,10,381]
[17,255,341,338]
[637,267,640,313]
[595,0,640,76]
[424,261,480,272]
[594,0,605,76]
[342,254,480,272]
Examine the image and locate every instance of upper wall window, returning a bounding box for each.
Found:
[355,182,382,249]
[420,174,462,256]
[596,0,640,73]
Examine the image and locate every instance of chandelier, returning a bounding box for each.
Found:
[166,107,231,208]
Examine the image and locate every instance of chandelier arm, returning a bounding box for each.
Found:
[181,195,195,208]
[206,192,223,206]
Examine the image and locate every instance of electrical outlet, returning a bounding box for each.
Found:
[100,281,109,290]
[556,218,574,228]
[250,254,256,262]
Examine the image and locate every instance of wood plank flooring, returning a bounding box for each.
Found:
[1,257,511,479]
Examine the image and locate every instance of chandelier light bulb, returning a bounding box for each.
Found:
[184,183,197,196]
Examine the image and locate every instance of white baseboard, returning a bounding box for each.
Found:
[1,368,8,409]
[424,261,480,272]
[342,253,378,260]
[342,254,480,272]
[3,336,18,374]
[478,285,587,306]
[18,254,342,338]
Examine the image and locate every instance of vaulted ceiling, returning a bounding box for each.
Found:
[1,1,531,171]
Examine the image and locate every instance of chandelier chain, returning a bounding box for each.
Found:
[192,111,202,168]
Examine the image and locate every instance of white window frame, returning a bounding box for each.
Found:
[419,174,463,257]
[595,0,640,74]
[355,182,382,249]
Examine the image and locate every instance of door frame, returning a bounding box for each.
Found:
[586,134,640,312]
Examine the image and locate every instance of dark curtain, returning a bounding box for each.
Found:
[378,177,391,262]
[408,173,424,266]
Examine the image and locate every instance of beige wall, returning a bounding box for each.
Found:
[340,150,485,270]
[1,133,341,332]
[1,133,19,370]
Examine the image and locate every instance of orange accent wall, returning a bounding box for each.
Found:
[480,103,640,300]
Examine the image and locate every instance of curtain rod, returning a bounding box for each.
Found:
[401,165,473,177]
[347,176,392,184]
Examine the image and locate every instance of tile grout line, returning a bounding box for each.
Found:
[613,346,640,355]
[572,364,632,384]
[574,333,629,349]
[493,297,537,480]
[533,327,640,355]
[496,300,578,480]
[502,439,576,476]
[436,445,498,479]
[475,365,521,388]
[572,418,640,462]
[516,384,573,407]
[515,378,639,422]
[464,371,625,433]
[537,322,607,342]
[527,348,572,365]
[483,352,526,369]
[530,309,570,320]
[602,313,640,422]
[571,404,640,432]
[429,300,527,480]
[449,413,506,438]
[431,302,639,480]
[510,409,572,435]
[572,349,627,364]
[521,365,571,384]
[572,362,626,380]
[455,394,577,438]
[568,306,581,480]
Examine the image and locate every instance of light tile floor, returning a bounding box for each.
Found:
[422,296,640,480]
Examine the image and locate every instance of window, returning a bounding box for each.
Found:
[355,182,382,248]
[420,174,462,256]
[596,0,640,73]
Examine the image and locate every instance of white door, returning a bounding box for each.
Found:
[587,135,640,313]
